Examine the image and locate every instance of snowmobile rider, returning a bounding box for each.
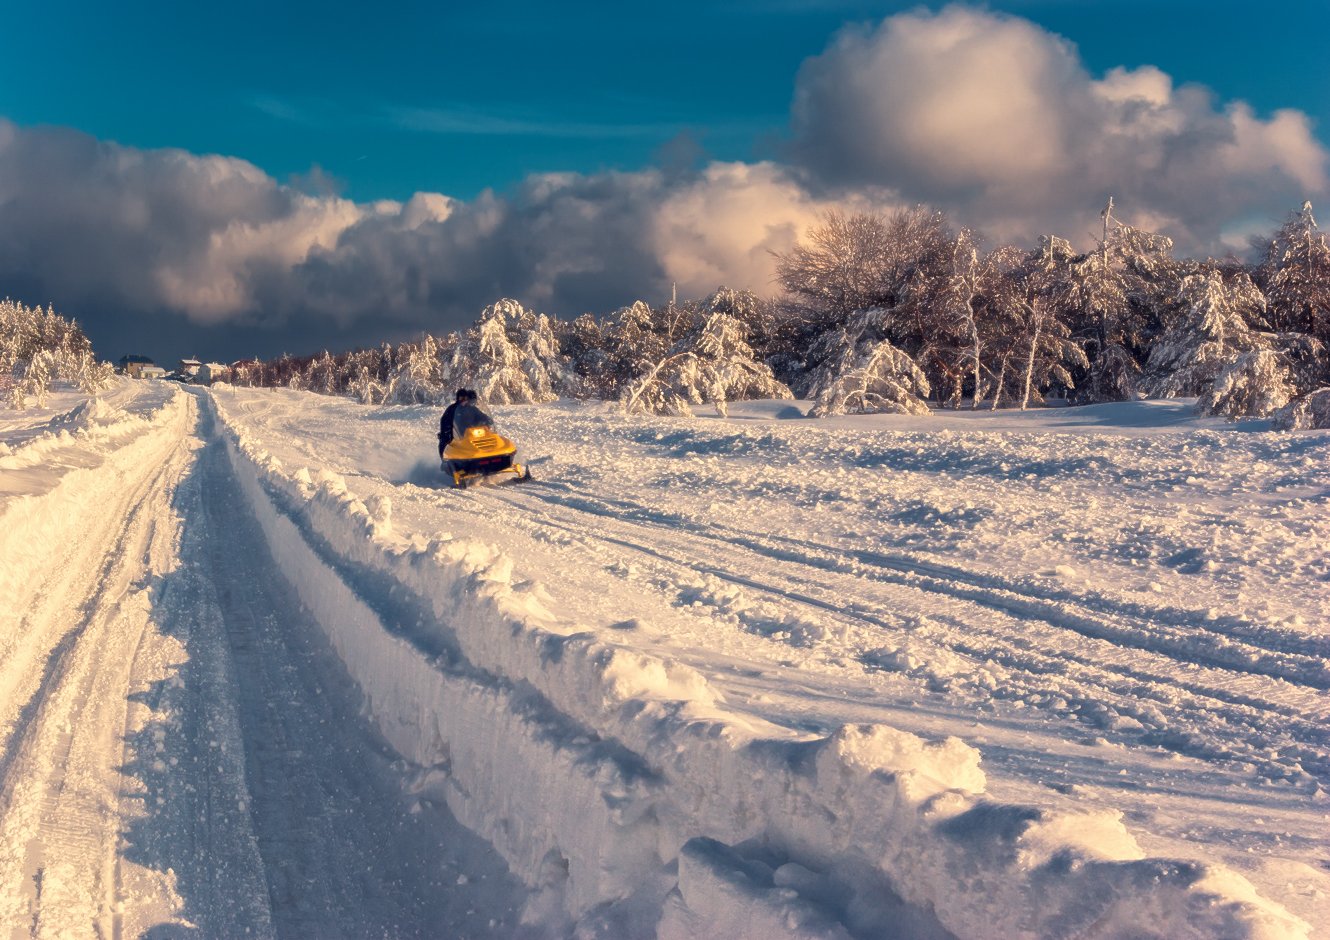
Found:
[451,388,492,439]
[438,388,467,462]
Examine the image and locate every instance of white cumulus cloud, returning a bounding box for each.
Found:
[788,5,1329,253]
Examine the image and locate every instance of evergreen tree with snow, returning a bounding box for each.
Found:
[696,287,797,371]
[1144,268,1267,398]
[558,313,611,398]
[1273,388,1330,429]
[620,311,791,417]
[602,300,669,399]
[448,299,562,404]
[804,309,931,417]
[1259,202,1330,345]
[1198,349,1299,419]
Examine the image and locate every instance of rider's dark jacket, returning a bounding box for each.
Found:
[438,403,459,452]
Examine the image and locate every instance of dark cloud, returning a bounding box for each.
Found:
[0,120,835,359]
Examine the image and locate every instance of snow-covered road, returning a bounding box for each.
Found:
[1,380,1325,937]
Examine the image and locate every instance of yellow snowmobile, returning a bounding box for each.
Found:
[442,425,530,489]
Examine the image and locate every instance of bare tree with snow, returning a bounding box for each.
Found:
[930,228,1012,408]
[1056,199,1178,402]
[774,210,896,329]
[994,237,1085,410]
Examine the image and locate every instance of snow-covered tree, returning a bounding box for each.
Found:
[620,312,791,417]
[1259,202,1330,344]
[448,299,562,404]
[804,309,930,417]
[775,208,951,398]
[1,299,111,409]
[1197,349,1299,418]
[809,338,930,417]
[559,313,611,398]
[696,287,796,368]
[9,350,54,409]
[1056,198,1178,402]
[1144,268,1266,398]
[995,237,1086,410]
[515,310,564,401]
[384,333,448,404]
[687,312,791,416]
[602,300,668,398]
[1272,388,1330,429]
[926,228,1019,408]
[303,350,340,396]
[775,210,896,328]
[776,208,951,333]
[349,365,385,405]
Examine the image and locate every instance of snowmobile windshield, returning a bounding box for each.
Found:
[452,402,492,438]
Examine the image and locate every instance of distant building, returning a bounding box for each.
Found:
[140,365,168,379]
[118,354,155,378]
[179,358,203,378]
[194,362,232,386]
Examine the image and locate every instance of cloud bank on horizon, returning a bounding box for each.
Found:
[0,5,1324,356]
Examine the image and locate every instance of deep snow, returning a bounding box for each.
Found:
[0,379,1325,937]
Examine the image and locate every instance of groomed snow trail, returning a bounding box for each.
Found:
[0,383,526,937]
[211,388,1328,938]
[185,407,526,937]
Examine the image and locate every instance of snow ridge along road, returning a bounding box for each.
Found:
[208,387,1325,939]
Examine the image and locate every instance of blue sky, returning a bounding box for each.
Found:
[1,1,1328,362]
[6,0,1326,200]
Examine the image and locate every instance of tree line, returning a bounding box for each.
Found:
[8,198,1326,427]
[233,199,1330,428]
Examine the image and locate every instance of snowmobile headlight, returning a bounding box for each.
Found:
[470,427,485,438]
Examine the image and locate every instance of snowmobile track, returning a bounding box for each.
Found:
[485,480,1330,785]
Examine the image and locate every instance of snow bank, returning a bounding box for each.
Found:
[209,391,1309,939]
[0,389,172,472]
[0,386,190,711]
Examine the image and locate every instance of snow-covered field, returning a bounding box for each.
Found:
[1,379,1326,937]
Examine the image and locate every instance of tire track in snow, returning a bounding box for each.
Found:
[530,480,1330,680]
[480,481,1330,786]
